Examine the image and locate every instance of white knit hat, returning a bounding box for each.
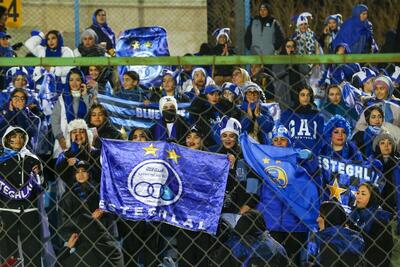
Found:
[66,119,93,148]
[220,116,242,137]
[159,96,178,113]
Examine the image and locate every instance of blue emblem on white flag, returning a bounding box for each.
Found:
[116,26,170,88]
[100,139,230,234]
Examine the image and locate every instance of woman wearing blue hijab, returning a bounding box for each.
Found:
[332,4,378,54]
[89,9,116,56]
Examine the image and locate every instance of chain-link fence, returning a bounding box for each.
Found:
[1,0,400,266]
[6,0,207,57]
[0,54,400,267]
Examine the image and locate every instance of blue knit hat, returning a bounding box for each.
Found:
[291,12,312,28]
[271,125,292,145]
[323,115,351,142]
[221,82,241,98]
[324,14,343,27]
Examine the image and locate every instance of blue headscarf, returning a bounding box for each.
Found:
[63,68,88,122]
[44,30,64,57]
[91,10,115,47]
[321,115,361,160]
[332,4,373,53]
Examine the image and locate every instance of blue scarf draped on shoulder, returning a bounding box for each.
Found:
[91,12,115,47]
[0,147,17,163]
[62,70,88,122]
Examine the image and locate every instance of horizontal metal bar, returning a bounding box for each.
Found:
[0,54,399,67]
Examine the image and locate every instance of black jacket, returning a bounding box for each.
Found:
[0,151,42,210]
[58,181,122,267]
[55,146,101,188]
[89,120,122,150]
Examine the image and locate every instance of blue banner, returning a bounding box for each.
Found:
[100,139,230,234]
[97,94,190,132]
[319,155,384,212]
[116,26,170,88]
[240,133,319,228]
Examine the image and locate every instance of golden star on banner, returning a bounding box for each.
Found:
[167,149,181,164]
[276,160,282,164]
[143,144,159,156]
[144,41,152,48]
[132,41,140,49]
[263,157,270,164]
[327,178,347,203]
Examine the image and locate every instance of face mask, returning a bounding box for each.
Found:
[162,109,177,122]
[71,91,81,98]
[367,125,381,135]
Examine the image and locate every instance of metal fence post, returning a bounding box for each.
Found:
[74,0,80,48]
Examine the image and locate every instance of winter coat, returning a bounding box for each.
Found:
[212,232,288,267]
[0,127,43,211]
[24,32,74,81]
[315,226,364,267]
[245,15,284,55]
[55,145,101,188]
[151,116,189,145]
[88,119,121,150]
[350,207,393,267]
[58,181,122,267]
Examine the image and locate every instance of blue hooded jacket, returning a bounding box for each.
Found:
[332,4,378,53]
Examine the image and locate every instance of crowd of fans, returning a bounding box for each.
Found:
[1,1,400,266]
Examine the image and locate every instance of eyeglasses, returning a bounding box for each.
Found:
[246,90,259,95]
[12,96,26,101]
[286,45,295,49]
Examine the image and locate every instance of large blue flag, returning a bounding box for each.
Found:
[240,133,319,228]
[116,26,170,88]
[100,139,230,234]
[97,94,190,132]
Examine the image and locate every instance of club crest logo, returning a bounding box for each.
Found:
[127,50,163,84]
[127,159,182,206]
[264,166,288,188]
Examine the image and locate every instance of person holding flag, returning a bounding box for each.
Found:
[240,125,318,266]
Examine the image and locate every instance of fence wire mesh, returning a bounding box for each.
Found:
[1,56,400,267]
[1,1,400,267]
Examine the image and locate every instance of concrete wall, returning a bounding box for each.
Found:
[8,0,207,56]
